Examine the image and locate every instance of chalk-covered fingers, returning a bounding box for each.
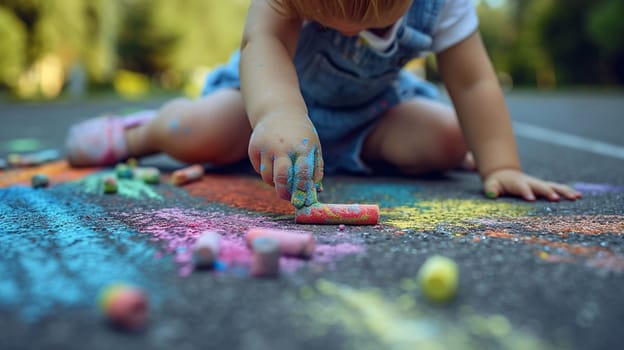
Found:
[290,144,322,208]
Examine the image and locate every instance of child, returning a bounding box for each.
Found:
[65,0,581,207]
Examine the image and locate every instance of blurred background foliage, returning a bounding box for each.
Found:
[0,0,622,100]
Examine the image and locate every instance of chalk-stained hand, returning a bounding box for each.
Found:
[483,169,582,202]
[248,114,323,208]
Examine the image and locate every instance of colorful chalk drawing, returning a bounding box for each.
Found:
[383,199,533,231]
[296,279,554,350]
[2,160,623,346]
[120,207,365,276]
[0,185,172,321]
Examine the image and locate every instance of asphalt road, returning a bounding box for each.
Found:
[0,91,623,350]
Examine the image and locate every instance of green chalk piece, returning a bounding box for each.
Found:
[418,255,459,303]
[486,191,497,199]
[31,174,50,188]
[115,164,134,179]
[103,176,118,194]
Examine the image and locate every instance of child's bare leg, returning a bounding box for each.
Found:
[362,98,469,174]
[126,89,251,165]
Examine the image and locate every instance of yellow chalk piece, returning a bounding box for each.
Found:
[418,255,459,303]
[539,251,549,260]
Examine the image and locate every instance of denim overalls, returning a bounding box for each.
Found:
[202,0,444,173]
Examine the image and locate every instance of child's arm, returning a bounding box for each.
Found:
[437,31,581,201]
[240,0,323,208]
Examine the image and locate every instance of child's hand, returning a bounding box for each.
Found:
[483,169,582,202]
[248,115,323,208]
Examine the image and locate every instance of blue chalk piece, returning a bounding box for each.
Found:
[115,164,134,179]
[213,260,227,272]
[0,158,6,169]
[31,174,49,188]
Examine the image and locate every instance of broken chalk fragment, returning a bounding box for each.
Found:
[115,163,134,179]
[193,231,221,269]
[31,174,49,188]
[418,255,459,303]
[171,164,204,186]
[135,167,160,184]
[98,283,148,331]
[251,237,280,277]
[295,203,379,225]
[103,176,118,194]
[245,227,315,259]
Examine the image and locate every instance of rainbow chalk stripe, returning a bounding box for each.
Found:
[98,283,148,330]
[171,164,204,186]
[295,203,379,225]
[245,227,315,259]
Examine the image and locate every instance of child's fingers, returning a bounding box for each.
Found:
[483,177,502,199]
[550,182,582,200]
[273,155,293,201]
[529,180,560,202]
[259,151,275,187]
[313,146,324,193]
[290,148,317,208]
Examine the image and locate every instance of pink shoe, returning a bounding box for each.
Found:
[65,111,155,167]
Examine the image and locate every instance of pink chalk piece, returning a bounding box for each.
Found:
[171,164,204,186]
[245,227,315,259]
[295,203,379,225]
[250,237,280,277]
[193,231,221,268]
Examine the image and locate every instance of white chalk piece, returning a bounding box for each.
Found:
[251,237,280,277]
[193,231,221,268]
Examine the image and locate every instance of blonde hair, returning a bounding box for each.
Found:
[270,0,410,25]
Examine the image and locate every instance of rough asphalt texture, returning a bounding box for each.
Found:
[0,91,623,350]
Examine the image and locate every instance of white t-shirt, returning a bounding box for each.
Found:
[359,0,478,53]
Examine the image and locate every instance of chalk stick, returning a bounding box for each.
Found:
[295,203,379,225]
[171,164,204,186]
[250,237,280,277]
[245,227,315,259]
[193,231,221,268]
[115,163,134,179]
[418,255,459,303]
[0,158,6,169]
[31,174,49,188]
[134,167,160,184]
[103,176,118,194]
[98,283,148,331]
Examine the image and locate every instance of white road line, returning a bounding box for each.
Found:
[512,121,624,161]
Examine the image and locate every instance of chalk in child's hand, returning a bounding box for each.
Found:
[418,255,459,303]
[295,203,379,225]
[98,283,148,331]
[193,231,221,269]
[250,236,280,277]
[31,174,49,188]
[115,163,134,179]
[171,164,204,186]
[245,227,315,259]
[103,176,118,194]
